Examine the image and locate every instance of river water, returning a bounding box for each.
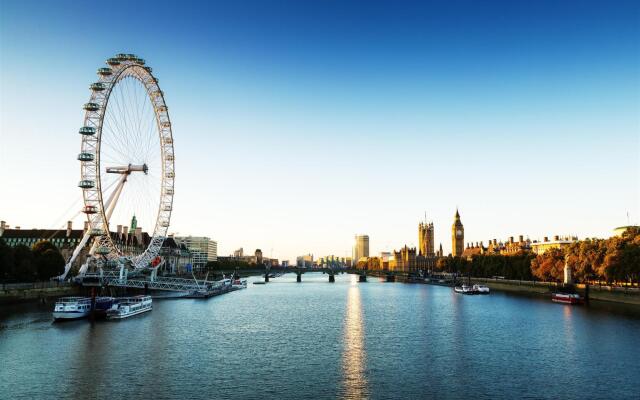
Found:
[1,273,639,399]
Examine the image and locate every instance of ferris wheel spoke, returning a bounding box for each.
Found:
[105,91,133,158]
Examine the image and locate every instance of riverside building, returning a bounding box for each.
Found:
[353,234,369,265]
[175,236,218,270]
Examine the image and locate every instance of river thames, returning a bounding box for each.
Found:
[1,273,640,399]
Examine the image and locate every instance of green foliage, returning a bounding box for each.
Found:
[0,238,15,280]
[436,253,534,280]
[205,259,253,271]
[12,245,37,282]
[0,239,65,282]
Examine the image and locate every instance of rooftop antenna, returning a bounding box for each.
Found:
[627,211,630,225]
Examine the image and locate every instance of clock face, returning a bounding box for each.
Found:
[456,229,462,236]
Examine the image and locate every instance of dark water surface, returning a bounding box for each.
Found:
[1,273,640,399]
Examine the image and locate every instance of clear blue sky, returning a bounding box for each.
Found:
[1,0,638,262]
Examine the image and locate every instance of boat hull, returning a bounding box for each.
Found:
[53,311,90,321]
[552,293,583,304]
[107,306,152,320]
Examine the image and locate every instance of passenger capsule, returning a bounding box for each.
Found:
[97,67,112,76]
[157,105,168,112]
[89,228,103,236]
[165,172,175,178]
[150,90,163,98]
[79,126,96,135]
[160,121,171,128]
[144,66,153,73]
[83,205,98,214]
[160,221,170,228]
[115,53,128,60]
[83,103,100,112]
[165,188,174,195]
[164,137,173,144]
[95,246,110,255]
[78,180,95,189]
[90,82,106,91]
[165,154,174,161]
[135,58,145,65]
[125,53,136,60]
[106,58,121,66]
[163,205,172,211]
[77,152,95,161]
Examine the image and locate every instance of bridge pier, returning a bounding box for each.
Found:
[386,274,395,282]
[265,275,269,283]
[329,274,335,283]
[296,272,302,283]
[359,274,367,282]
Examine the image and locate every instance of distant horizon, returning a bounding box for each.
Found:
[1,0,638,262]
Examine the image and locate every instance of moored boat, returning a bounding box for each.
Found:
[454,285,475,294]
[472,284,490,294]
[106,295,152,319]
[232,278,247,289]
[551,292,583,304]
[53,297,92,321]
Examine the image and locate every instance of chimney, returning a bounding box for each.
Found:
[15,226,20,230]
[0,221,5,237]
[135,227,142,243]
[117,225,122,236]
[509,236,514,244]
[519,235,524,243]
[123,226,129,238]
[480,241,484,247]
[66,221,72,237]
[544,236,549,242]
[554,235,560,241]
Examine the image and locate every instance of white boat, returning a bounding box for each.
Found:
[232,278,247,289]
[472,284,490,294]
[106,296,152,320]
[454,285,475,294]
[53,297,92,320]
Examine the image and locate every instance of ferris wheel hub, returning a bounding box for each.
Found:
[105,164,149,175]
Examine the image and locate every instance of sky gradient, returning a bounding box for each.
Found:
[1,0,639,262]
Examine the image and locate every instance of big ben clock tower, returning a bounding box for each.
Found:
[452,209,464,257]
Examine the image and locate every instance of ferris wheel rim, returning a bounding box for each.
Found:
[78,54,174,268]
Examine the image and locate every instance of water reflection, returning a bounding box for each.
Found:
[341,284,368,399]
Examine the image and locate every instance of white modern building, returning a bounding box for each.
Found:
[174,236,217,269]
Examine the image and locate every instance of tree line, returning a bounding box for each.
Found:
[436,253,535,281]
[433,228,640,285]
[0,238,65,282]
[531,227,640,284]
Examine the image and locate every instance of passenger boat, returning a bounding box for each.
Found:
[551,292,583,304]
[53,297,116,321]
[53,297,92,320]
[472,284,490,294]
[454,285,475,294]
[232,278,247,289]
[106,296,152,320]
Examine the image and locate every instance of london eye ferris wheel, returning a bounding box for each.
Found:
[60,53,175,278]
